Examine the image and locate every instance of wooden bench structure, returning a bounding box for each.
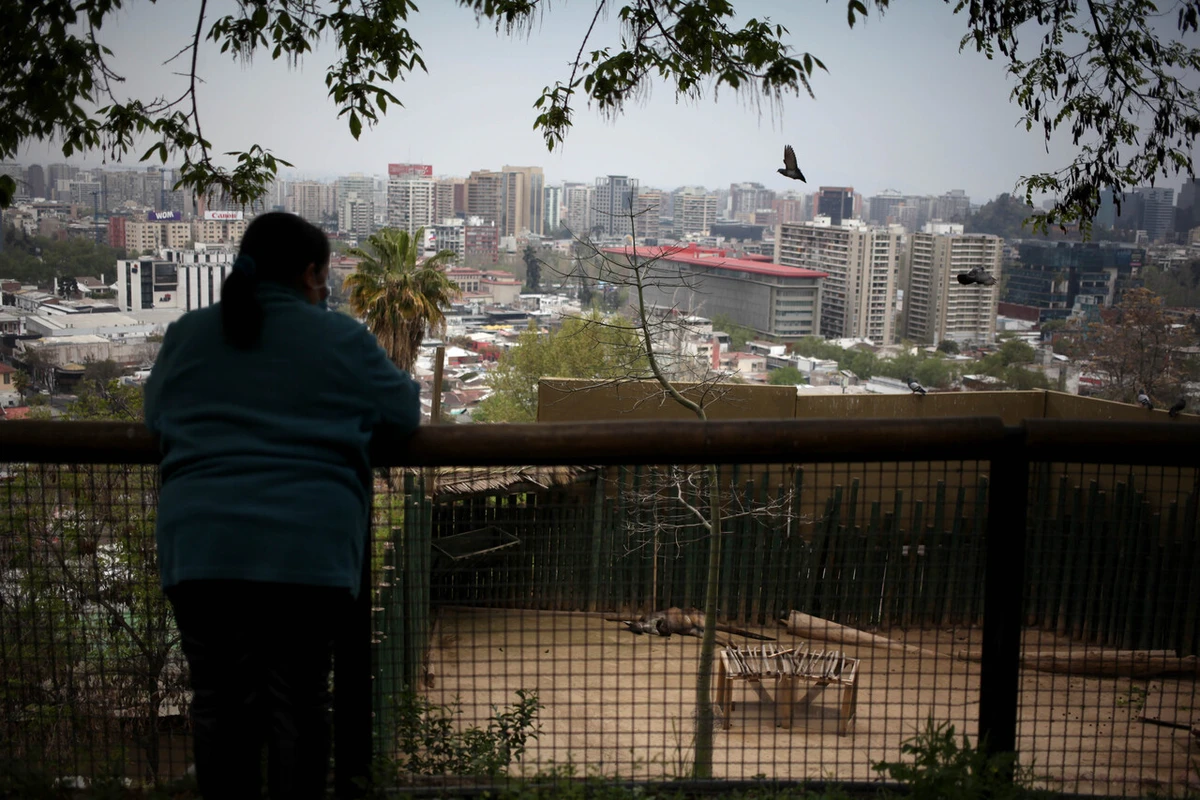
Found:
[715,643,860,735]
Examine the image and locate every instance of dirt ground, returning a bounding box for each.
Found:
[418,607,1200,796]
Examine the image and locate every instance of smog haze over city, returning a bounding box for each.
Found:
[13,0,1102,200]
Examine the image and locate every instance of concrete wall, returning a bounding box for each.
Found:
[539,382,1200,426]
[537,383,1199,524]
[538,378,796,422]
[795,390,1047,425]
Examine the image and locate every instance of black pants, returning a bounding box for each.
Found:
[167,579,352,800]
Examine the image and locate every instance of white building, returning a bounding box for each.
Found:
[387,165,438,236]
[24,309,180,340]
[776,220,901,345]
[336,173,375,238]
[673,187,718,236]
[543,185,563,233]
[116,247,236,312]
[563,182,594,237]
[904,223,1002,346]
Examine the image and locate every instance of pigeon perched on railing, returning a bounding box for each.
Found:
[1137,389,1154,410]
[907,379,927,396]
[956,267,998,286]
[777,145,806,182]
[1169,397,1186,418]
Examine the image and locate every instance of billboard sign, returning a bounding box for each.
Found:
[388,163,433,178]
[147,210,182,222]
[204,210,244,221]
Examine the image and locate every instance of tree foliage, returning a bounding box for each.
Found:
[5,0,1196,228]
[344,227,461,373]
[956,0,1200,233]
[1140,263,1200,309]
[767,365,805,385]
[964,193,1042,239]
[1084,287,1199,402]
[1,378,184,782]
[709,313,755,352]
[473,313,649,422]
[0,226,124,286]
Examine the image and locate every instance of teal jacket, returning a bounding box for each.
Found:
[143,283,421,598]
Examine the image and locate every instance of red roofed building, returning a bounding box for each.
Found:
[600,243,827,341]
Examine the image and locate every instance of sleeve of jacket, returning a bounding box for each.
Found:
[143,319,182,436]
[359,327,422,433]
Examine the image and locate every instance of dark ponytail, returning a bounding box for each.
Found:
[221,212,331,349]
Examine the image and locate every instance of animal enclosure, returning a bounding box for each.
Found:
[371,459,1200,794]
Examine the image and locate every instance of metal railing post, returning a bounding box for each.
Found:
[978,424,1030,768]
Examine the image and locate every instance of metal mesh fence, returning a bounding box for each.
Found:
[2,424,1198,796]
[0,462,189,785]
[371,460,987,785]
[1018,462,1200,796]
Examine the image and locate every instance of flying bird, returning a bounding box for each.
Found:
[777,145,806,182]
[956,267,998,286]
[1137,389,1154,410]
[907,379,927,396]
[1169,397,1186,418]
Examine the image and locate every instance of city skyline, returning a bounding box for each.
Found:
[8,1,1167,203]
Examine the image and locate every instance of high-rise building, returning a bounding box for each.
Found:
[386,164,437,235]
[1003,240,1144,322]
[466,170,504,226]
[1178,178,1200,235]
[433,215,499,264]
[1135,186,1175,242]
[776,220,901,344]
[904,223,1001,346]
[773,193,808,225]
[631,189,664,242]
[934,190,971,222]
[816,187,855,226]
[434,177,465,222]
[868,191,907,225]
[286,181,336,225]
[335,174,375,237]
[544,185,563,233]
[673,187,718,235]
[563,182,594,237]
[46,164,78,201]
[594,175,639,236]
[729,182,776,223]
[23,164,46,200]
[501,165,544,237]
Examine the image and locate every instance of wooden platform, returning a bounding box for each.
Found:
[715,643,860,735]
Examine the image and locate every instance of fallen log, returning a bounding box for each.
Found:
[954,648,1199,679]
[780,610,946,660]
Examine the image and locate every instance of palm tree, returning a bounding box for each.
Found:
[344,227,461,372]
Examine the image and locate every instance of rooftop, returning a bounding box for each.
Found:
[601,243,828,279]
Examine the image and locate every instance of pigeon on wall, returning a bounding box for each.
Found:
[907,379,927,395]
[777,145,806,182]
[1169,397,1186,418]
[956,267,998,286]
[1137,389,1154,410]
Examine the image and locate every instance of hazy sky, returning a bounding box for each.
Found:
[15,1,1173,201]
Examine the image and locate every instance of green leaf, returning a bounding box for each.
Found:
[0,175,15,208]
